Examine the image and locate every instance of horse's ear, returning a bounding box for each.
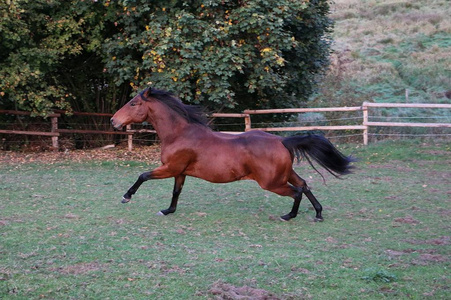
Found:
[138,87,152,102]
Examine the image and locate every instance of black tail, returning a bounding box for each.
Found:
[282,134,356,178]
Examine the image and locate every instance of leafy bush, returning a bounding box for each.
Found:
[361,268,398,283]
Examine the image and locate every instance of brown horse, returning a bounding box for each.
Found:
[111,87,355,221]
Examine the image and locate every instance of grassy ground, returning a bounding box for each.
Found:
[0,141,449,299]
[313,0,450,107]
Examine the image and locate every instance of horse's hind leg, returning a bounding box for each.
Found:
[289,170,323,222]
[280,187,303,221]
[262,184,302,221]
[158,175,186,216]
[304,189,323,222]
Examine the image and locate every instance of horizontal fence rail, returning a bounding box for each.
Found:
[244,107,363,114]
[0,110,248,151]
[244,102,451,145]
[1,102,450,150]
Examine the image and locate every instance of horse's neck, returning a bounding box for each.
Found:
[147,105,192,143]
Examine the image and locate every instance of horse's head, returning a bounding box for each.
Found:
[111,89,151,130]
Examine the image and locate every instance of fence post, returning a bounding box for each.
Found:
[362,102,369,145]
[51,116,59,151]
[126,124,133,151]
[244,114,251,131]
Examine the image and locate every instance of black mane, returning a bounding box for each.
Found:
[142,88,209,127]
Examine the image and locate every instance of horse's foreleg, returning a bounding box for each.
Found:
[122,171,152,203]
[158,175,186,216]
[289,170,323,221]
[121,165,177,203]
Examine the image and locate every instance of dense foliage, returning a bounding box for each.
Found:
[0,0,332,116]
[0,0,125,116]
[104,0,333,111]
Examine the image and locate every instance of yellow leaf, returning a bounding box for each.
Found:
[276,56,286,66]
[261,47,272,53]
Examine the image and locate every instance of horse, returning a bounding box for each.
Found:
[111,87,355,222]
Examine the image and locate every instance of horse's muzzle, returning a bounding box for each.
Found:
[110,118,123,130]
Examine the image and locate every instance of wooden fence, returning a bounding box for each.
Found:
[1,102,450,150]
[244,102,451,145]
[0,110,248,151]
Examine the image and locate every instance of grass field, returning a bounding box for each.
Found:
[313,0,450,108]
[0,141,449,299]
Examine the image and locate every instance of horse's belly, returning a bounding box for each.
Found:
[184,155,249,183]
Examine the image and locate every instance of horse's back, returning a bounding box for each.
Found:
[182,130,292,184]
[213,130,281,140]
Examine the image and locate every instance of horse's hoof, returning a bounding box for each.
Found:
[314,217,324,222]
[280,214,292,221]
[156,211,165,216]
[122,197,131,203]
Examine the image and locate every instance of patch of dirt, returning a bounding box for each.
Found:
[385,249,409,257]
[290,267,311,274]
[367,162,414,172]
[53,262,105,275]
[406,236,450,246]
[64,213,80,220]
[393,215,420,224]
[209,281,281,300]
[325,236,338,243]
[385,248,442,259]
[419,150,450,156]
[438,209,451,217]
[413,254,448,265]
[0,145,161,165]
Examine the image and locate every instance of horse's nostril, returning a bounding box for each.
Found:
[111,118,121,130]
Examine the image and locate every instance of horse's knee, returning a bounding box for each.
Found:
[139,172,151,182]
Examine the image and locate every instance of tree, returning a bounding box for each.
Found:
[0,0,128,116]
[0,0,332,117]
[104,0,333,112]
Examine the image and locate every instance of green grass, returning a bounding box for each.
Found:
[1,141,450,299]
[312,0,451,109]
